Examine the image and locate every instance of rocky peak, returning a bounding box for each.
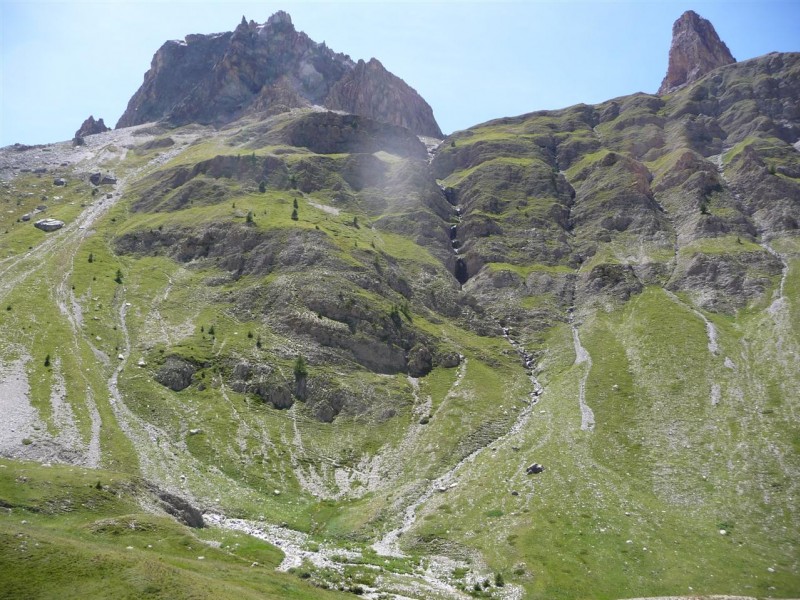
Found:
[266,10,292,28]
[73,115,110,145]
[658,10,735,95]
[116,11,442,137]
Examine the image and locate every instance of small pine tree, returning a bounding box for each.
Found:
[114,269,123,284]
[246,210,254,224]
[258,180,266,193]
[291,208,298,221]
[88,252,93,263]
[389,304,402,327]
[247,331,253,339]
[494,573,505,587]
[353,216,359,229]
[208,325,215,336]
[293,355,308,380]
[256,335,262,349]
[400,302,412,322]
[44,354,51,368]
[293,198,298,209]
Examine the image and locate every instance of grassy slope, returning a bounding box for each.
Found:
[0,459,348,600]
[409,282,799,599]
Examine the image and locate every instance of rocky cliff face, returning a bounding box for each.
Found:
[658,10,736,95]
[326,58,441,138]
[116,11,442,137]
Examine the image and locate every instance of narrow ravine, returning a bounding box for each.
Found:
[761,241,789,316]
[364,326,542,599]
[441,184,469,285]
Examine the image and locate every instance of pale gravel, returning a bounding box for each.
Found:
[572,323,596,431]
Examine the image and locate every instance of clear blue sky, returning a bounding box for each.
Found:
[1,1,798,146]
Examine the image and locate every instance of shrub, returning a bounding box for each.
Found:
[44,354,51,367]
[114,269,123,284]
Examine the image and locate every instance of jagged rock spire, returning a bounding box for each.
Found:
[658,10,735,95]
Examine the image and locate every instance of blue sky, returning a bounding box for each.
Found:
[1,1,799,146]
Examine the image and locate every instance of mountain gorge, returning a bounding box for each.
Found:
[0,10,799,600]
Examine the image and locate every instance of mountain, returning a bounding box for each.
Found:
[1,11,799,600]
[116,11,443,138]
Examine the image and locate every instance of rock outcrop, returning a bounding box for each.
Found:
[658,10,735,95]
[73,115,110,145]
[116,11,442,137]
[154,356,196,391]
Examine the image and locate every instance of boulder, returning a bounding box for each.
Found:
[33,218,64,232]
[53,178,66,186]
[89,172,117,186]
[526,463,545,475]
[407,344,433,377]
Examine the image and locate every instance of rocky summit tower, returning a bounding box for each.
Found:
[658,10,735,94]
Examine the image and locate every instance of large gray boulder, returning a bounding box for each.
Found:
[34,218,65,232]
